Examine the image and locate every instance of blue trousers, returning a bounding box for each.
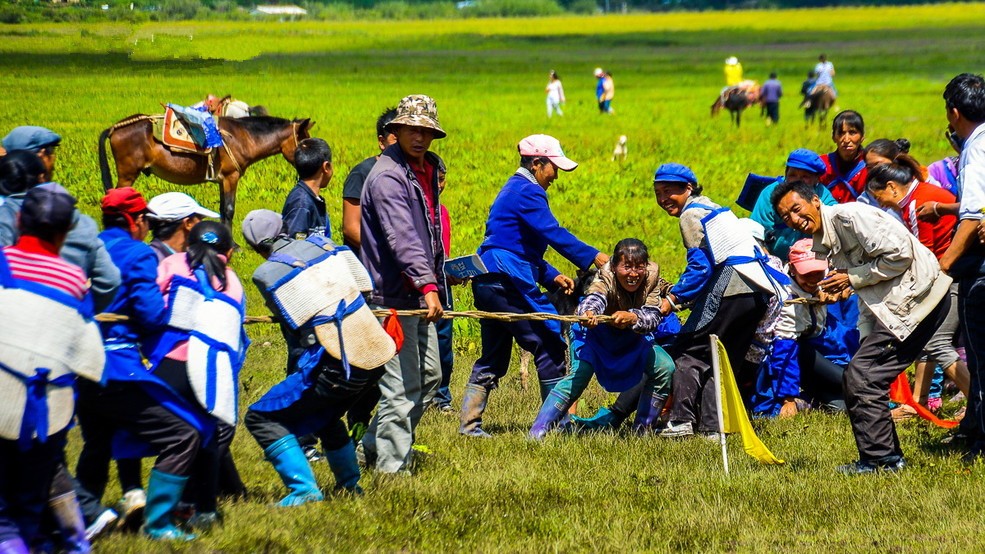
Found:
[432,317,455,407]
[0,432,65,545]
[468,275,566,389]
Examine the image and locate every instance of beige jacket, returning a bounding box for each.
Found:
[812,202,951,341]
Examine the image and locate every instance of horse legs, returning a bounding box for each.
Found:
[219,174,239,230]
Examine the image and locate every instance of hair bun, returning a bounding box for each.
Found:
[894,138,911,154]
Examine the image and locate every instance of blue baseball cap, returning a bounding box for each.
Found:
[653,163,698,185]
[785,149,826,174]
[2,126,61,153]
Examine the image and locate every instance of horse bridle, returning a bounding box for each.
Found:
[292,121,300,152]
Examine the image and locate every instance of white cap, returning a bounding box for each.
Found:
[594,67,604,77]
[147,192,219,221]
[726,56,739,65]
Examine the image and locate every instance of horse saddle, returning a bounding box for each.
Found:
[153,107,214,156]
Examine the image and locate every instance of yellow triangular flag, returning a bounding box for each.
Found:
[714,336,784,465]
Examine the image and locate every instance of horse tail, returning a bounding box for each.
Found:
[98,126,114,192]
[711,97,722,117]
[249,104,269,117]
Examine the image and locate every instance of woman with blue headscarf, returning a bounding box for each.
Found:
[652,163,789,439]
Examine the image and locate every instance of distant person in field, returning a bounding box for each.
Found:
[865,154,968,420]
[146,192,220,262]
[341,107,398,253]
[528,238,677,438]
[282,138,332,240]
[773,180,952,474]
[0,126,120,312]
[812,53,836,95]
[648,164,788,440]
[545,70,565,118]
[937,73,985,457]
[761,72,782,125]
[820,110,868,203]
[800,70,817,120]
[724,56,743,87]
[459,134,608,438]
[595,68,614,114]
[359,94,447,474]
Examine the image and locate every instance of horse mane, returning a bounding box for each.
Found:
[221,115,294,134]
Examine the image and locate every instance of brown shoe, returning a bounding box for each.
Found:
[891,404,918,422]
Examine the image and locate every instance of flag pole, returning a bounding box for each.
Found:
[710,334,729,476]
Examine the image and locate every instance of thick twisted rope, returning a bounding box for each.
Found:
[94,309,616,325]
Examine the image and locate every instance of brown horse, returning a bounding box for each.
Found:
[711,86,762,128]
[803,85,836,128]
[98,115,313,226]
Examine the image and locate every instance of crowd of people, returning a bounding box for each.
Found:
[0,72,984,551]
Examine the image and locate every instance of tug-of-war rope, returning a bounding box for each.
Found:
[93,297,825,325]
[93,310,618,325]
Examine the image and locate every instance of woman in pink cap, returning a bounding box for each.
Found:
[459,134,607,438]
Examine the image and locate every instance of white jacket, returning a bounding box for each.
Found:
[812,202,951,341]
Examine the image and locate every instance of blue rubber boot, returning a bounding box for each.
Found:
[571,406,625,433]
[49,491,92,553]
[529,388,572,440]
[264,435,324,507]
[324,441,363,495]
[0,538,28,554]
[459,383,492,438]
[632,392,668,434]
[142,470,196,541]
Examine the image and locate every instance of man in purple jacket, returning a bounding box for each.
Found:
[762,72,783,126]
[358,94,447,474]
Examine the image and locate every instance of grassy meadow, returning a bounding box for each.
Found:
[3,5,985,551]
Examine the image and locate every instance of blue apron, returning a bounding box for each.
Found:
[577,324,653,393]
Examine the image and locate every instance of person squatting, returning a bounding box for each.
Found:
[0,74,984,549]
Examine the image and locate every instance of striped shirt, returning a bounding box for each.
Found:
[4,238,89,300]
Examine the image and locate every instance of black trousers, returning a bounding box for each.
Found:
[0,432,64,545]
[845,294,950,462]
[246,362,384,453]
[74,380,200,516]
[668,293,768,432]
[468,275,567,388]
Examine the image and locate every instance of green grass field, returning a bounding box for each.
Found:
[4,6,985,551]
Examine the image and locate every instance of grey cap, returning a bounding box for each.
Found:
[2,126,61,152]
[241,209,284,248]
[21,183,76,235]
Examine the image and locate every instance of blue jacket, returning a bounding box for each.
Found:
[750,180,837,260]
[97,227,170,381]
[477,171,598,329]
[282,181,329,240]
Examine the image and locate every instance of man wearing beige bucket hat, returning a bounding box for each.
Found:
[359,94,447,474]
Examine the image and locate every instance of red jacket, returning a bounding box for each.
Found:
[821,152,867,203]
[898,181,957,260]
